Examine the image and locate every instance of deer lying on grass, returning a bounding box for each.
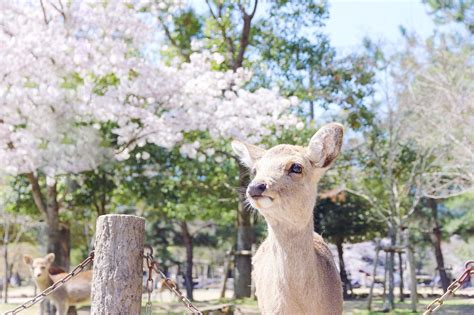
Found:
[23,253,92,315]
[232,123,344,315]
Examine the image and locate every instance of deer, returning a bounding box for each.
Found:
[23,253,92,315]
[232,123,344,315]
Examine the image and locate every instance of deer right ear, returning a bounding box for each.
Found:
[231,140,265,168]
[307,123,344,168]
[45,253,55,264]
[23,255,33,265]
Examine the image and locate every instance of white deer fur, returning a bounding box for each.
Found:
[23,253,92,315]
[232,123,344,315]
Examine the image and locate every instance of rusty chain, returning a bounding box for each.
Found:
[3,251,94,315]
[143,245,202,314]
[423,260,474,315]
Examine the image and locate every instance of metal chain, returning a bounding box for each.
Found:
[143,245,202,314]
[3,251,94,315]
[144,252,155,315]
[423,260,474,315]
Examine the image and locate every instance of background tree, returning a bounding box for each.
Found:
[424,0,474,33]
[315,191,383,298]
[111,143,237,300]
[0,179,38,303]
[395,30,473,291]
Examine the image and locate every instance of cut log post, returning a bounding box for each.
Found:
[367,241,381,311]
[91,214,145,315]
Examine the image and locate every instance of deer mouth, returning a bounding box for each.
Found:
[249,195,274,209]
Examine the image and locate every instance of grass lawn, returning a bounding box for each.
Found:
[343,297,474,314]
[1,296,472,314]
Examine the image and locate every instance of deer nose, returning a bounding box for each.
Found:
[248,183,267,197]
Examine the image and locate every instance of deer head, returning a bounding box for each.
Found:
[232,123,343,230]
[23,253,55,280]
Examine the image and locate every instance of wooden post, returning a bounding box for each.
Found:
[382,250,389,306]
[367,241,380,311]
[91,214,145,315]
[407,245,417,312]
[220,249,233,299]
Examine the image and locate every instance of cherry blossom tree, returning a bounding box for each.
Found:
[0,0,297,269]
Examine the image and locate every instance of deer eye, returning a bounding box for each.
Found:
[289,163,303,174]
[251,168,257,177]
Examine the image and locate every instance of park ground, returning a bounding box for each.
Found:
[1,286,473,314]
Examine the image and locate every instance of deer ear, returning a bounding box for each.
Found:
[231,140,265,168]
[45,253,55,264]
[307,123,344,168]
[23,254,33,265]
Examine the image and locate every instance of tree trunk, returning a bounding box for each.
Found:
[428,198,449,292]
[335,239,351,298]
[91,214,145,314]
[398,251,404,302]
[180,221,194,301]
[46,184,70,271]
[3,227,9,303]
[27,175,70,271]
[234,163,252,298]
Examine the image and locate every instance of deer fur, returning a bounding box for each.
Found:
[232,123,344,315]
[23,253,92,315]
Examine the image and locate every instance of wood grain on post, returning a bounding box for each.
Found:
[91,214,145,314]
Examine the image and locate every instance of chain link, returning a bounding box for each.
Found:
[423,260,474,315]
[3,251,94,315]
[144,249,155,315]
[143,245,202,314]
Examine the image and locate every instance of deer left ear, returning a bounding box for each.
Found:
[231,140,266,169]
[23,255,33,265]
[307,123,344,168]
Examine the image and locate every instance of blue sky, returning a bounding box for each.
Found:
[325,0,436,48]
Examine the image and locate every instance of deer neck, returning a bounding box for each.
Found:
[35,274,54,291]
[266,216,314,258]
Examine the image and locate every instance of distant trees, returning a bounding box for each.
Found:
[342,24,472,308]
[0,180,37,303]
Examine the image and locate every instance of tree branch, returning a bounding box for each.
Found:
[39,0,49,24]
[26,173,47,215]
[206,0,236,67]
[234,0,258,70]
[48,0,66,20]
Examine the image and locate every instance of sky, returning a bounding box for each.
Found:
[325,0,436,48]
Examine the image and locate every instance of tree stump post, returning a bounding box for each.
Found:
[91,214,145,314]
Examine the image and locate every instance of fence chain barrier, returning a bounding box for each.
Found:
[3,251,95,315]
[143,245,203,314]
[423,260,474,315]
